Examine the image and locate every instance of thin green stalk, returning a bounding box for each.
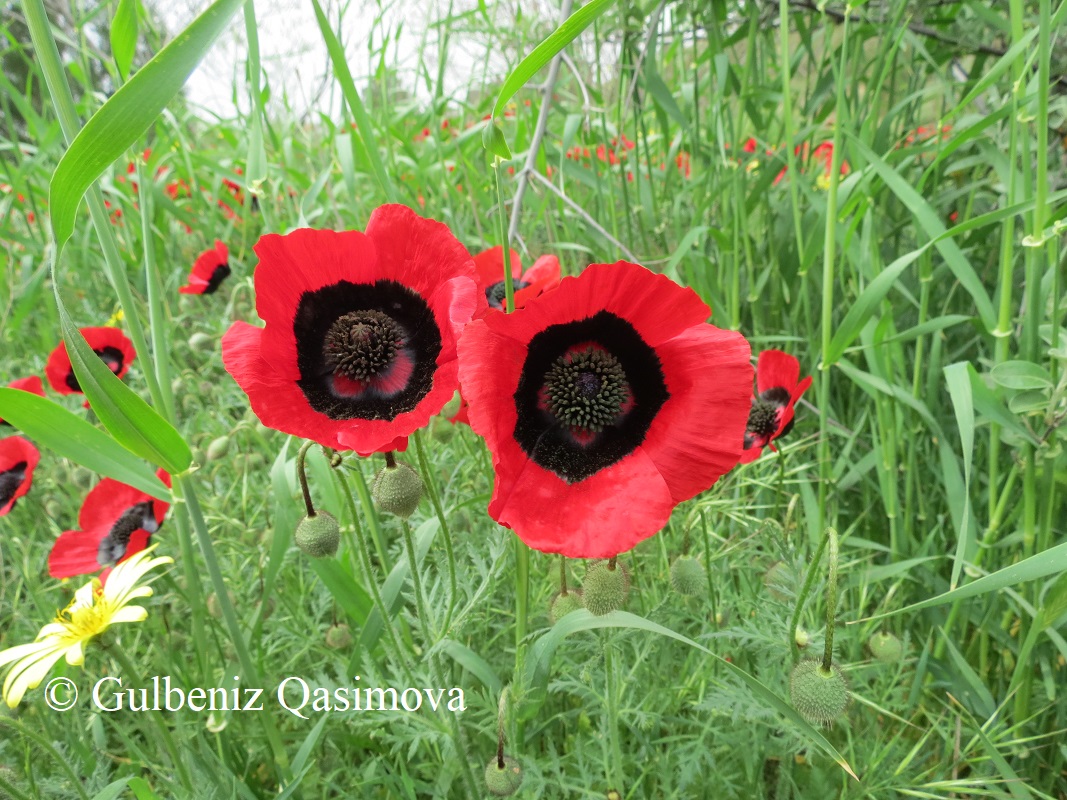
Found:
[778,0,805,266]
[413,430,457,634]
[603,637,624,791]
[789,526,832,663]
[821,528,839,672]
[401,517,434,645]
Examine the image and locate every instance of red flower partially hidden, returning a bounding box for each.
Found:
[48,470,171,580]
[221,205,483,455]
[740,350,812,463]
[459,261,753,558]
[1,377,46,426]
[0,436,39,516]
[45,328,136,397]
[473,247,561,312]
[179,241,231,295]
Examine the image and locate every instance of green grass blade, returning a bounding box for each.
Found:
[944,362,976,590]
[109,0,138,80]
[55,293,191,475]
[491,0,618,119]
[49,0,244,251]
[0,388,170,501]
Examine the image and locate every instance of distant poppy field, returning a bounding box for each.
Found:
[1,0,1065,797]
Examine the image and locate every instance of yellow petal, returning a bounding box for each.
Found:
[64,640,85,666]
[108,606,148,625]
[3,645,66,708]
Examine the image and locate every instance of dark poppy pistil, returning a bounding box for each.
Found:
[545,346,630,433]
[487,279,529,310]
[746,399,779,438]
[323,310,403,380]
[97,501,158,566]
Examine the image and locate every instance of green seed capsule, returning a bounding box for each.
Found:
[371,462,423,518]
[549,591,584,624]
[789,659,849,726]
[294,511,340,558]
[582,562,629,616]
[484,756,523,797]
[669,555,707,596]
[868,631,904,663]
[206,435,231,461]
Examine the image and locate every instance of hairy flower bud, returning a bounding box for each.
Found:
[371,462,423,518]
[868,631,903,663]
[789,659,849,726]
[206,435,231,461]
[669,555,707,596]
[549,591,584,624]
[294,511,340,558]
[582,561,629,616]
[484,756,523,796]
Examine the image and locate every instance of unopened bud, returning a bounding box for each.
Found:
[484,756,522,797]
[371,462,423,518]
[582,561,629,616]
[669,555,707,596]
[294,511,340,558]
[789,659,849,726]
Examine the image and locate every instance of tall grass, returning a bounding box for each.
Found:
[0,0,1065,797]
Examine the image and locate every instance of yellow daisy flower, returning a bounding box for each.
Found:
[0,546,172,708]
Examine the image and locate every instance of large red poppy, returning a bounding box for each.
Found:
[0,377,45,426]
[458,261,753,558]
[45,327,136,397]
[48,470,171,580]
[739,350,812,463]
[179,240,231,295]
[221,204,483,455]
[473,247,561,312]
[0,436,39,516]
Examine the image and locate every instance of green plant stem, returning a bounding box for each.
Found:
[493,162,515,314]
[401,517,434,645]
[295,440,316,516]
[603,636,624,790]
[350,460,393,571]
[821,527,839,672]
[789,526,832,663]
[413,430,458,634]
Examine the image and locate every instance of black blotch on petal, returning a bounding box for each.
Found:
[513,311,668,483]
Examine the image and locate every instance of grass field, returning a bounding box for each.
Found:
[1,0,1066,797]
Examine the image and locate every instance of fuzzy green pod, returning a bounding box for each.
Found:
[294,511,340,558]
[484,756,523,796]
[868,632,903,663]
[789,659,849,726]
[206,435,231,461]
[669,555,707,596]
[371,462,423,518]
[325,623,353,649]
[582,562,629,616]
[188,332,214,352]
[549,591,584,624]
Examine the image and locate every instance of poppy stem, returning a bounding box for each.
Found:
[384,450,397,469]
[493,163,516,314]
[821,527,840,673]
[788,526,831,664]
[607,555,618,571]
[559,555,568,596]
[496,686,510,768]
[296,440,316,518]
[414,431,458,633]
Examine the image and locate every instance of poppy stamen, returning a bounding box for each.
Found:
[323,310,404,380]
[486,279,529,310]
[544,346,630,433]
[746,399,780,438]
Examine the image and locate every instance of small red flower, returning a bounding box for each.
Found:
[739,350,812,463]
[459,261,753,558]
[48,470,171,580]
[472,247,562,312]
[179,241,231,295]
[221,205,484,455]
[0,377,46,426]
[0,436,39,516]
[45,327,136,397]
[742,137,758,154]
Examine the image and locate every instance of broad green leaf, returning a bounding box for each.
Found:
[56,296,191,475]
[966,363,1041,444]
[127,777,162,800]
[310,0,396,201]
[50,0,244,250]
[944,363,975,590]
[310,559,373,625]
[0,388,169,501]
[482,121,512,160]
[110,0,138,80]
[90,778,132,800]
[858,539,1067,621]
[990,360,1053,390]
[845,135,996,331]
[1041,574,1067,629]
[523,609,857,779]
[491,0,619,119]
[439,639,503,695]
[1008,390,1049,415]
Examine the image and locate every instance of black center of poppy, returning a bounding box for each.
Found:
[545,347,630,432]
[65,346,125,393]
[293,280,442,422]
[486,279,529,310]
[514,311,668,483]
[746,399,779,438]
[96,500,157,566]
[203,263,231,294]
[323,310,403,380]
[0,462,27,508]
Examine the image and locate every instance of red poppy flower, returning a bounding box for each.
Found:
[473,247,561,312]
[458,261,753,558]
[221,204,483,455]
[0,377,46,426]
[0,436,39,516]
[48,470,171,580]
[179,241,231,295]
[45,327,136,397]
[739,350,812,463]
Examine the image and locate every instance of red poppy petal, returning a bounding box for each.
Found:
[48,530,106,578]
[756,350,801,394]
[489,444,675,558]
[7,376,45,396]
[639,326,752,503]
[221,321,349,450]
[44,342,75,394]
[473,246,522,288]
[521,254,561,289]
[78,477,151,530]
[738,443,765,463]
[0,436,39,515]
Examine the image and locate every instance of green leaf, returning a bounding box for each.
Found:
[944,363,975,590]
[1041,574,1067,629]
[522,609,857,779]
[110,0,139,80]
[966,363,1040,444]
[491,0,619,119]
[858,538,1067,621]
[310,559,373,625]
[990,360,1053,390]
[0,388,169,501]
[127,777,162,800]
[310,0,396,202]
[845,135,996,331]
[90,778,132,800]
[49,0,245,251]
[56,297,191,475]
[482,121,512,160]
[438,639,503,696]
[662,225,708,280]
